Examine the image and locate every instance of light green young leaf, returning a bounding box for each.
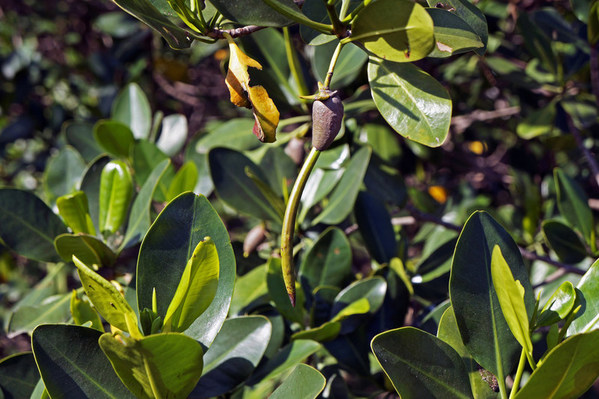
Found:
[99,160,133,235]
[163,238,219,332]
[167,161,199,201]
[56,191,96,235]
[268,364,326,399]
[99,332,203,399]
[537,281,577,327]
[73,255,140,337]
[70,290,104,332]
[491,245,533,358]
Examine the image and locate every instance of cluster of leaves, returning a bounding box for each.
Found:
[1,0,599,398]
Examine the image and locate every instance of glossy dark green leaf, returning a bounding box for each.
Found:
[267,257,305,324]
[7,293,71,337]
[0,188,67,262]
[166,161,198,201]
[0,352,39,399]
[56,191,95,235]
[111,0,192,49]
[122,159,170,249]
[193,119,260,154]
[312,146,371,225]
[209,147,282,223]
[437,307,499,399]
[192,316,272,398]
[514,329,599,399]
[73,256,140,335]
[70,290,104,332]
[32,324,134,399]
[137,192,235,347]
[258,147,297,197]
[55,234,116,267]
[450,211,534,377]
[64,122,104,162]
[291,321,342,343]
[368,58,452,147]
[209,0,297,26]
[93,120,135,159]
[313,143,350,170]
[542,219,587,264]
[372,327,473,399]
[299,227,352,295]
[156,114,187,156]
[426,8,483,58]
[426,0,488,55]
[332,277,386,334]
[356,123,402,166]
[269,364,326,399]
[112,83,151,140]
[537,281,576,327]
[43,146,86,204]
[351,0,434,62]
[99,160,133,235]
[354,191,397,264]
[567,258,599,336]
[363,160,407,206]
[80,156,111,234]
[247,340,321,385]
[312,41,368,88]
[99,332,203,399]
[554,168,594,246]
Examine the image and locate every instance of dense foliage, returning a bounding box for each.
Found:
[1,0,599,398]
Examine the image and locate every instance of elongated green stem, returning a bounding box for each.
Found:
[341,0,372,23]
[281,147,321,306]
[525,350,537,370]
[509,349,527,399]
[323,41,345,89]
[324,0,345,37]
[283,27,309,111]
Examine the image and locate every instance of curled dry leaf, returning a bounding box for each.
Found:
[225,34,279,143]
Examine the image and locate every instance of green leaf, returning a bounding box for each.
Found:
[99,332,203,399]
[112,83,152,140]
[350,0,434,62]
[0,188,67,262]
[450,211,534,377]
[490,245,533,359]
[554,168,594,246]
[248,340,321,385]
[356,123,402,166]
[368,58,452,147]
[514,329,599,399]
[257,146,297,197]
[312,146,371,225]
[268,364,326,399]
[7,293,71,337]
[193,119,260,154]
[267,257,305,325]
[567,258,599,336]
[70,290,104,332]
[542,219,587,264]
[291,321,342,342]
[43,146,86,204]
[191,316,272,398]
[122,159,170,249]
[32,324,134,399]
[312,41,368,88]
[516,102,557,139]
[111,0,192,48]
[437,307,499,399]
[209,147,282,223]
[298,168,344,222]
[137,192,235,347]
[0,353,39,399]
[332,277,386,334]
[93,120,135,159]
[210,0,295,26]
[80,156,111,234]
[56,191,96,235]
[426,0,488,55]
[371,327,473,399]
[426,8,484,58]
[132,139,170,187]
[163,238,219,332]
[229,264,268,315]
[98,160,133,235]
[64,121,104,163]
[354,191,397,264]
[156,114,187,157]
[55,234,116,267]
[299,227,353,294]
[537,281,577,327]
[166,161,198,201]
[73,256,140,335]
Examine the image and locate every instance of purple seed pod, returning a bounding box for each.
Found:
[311,91,343,151]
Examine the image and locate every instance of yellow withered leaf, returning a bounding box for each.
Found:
[224,34,279,143]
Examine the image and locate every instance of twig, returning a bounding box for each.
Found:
[403,204,585,277]
[567,113,599,190]
[451,106,521,134]
[206,25,265,39]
